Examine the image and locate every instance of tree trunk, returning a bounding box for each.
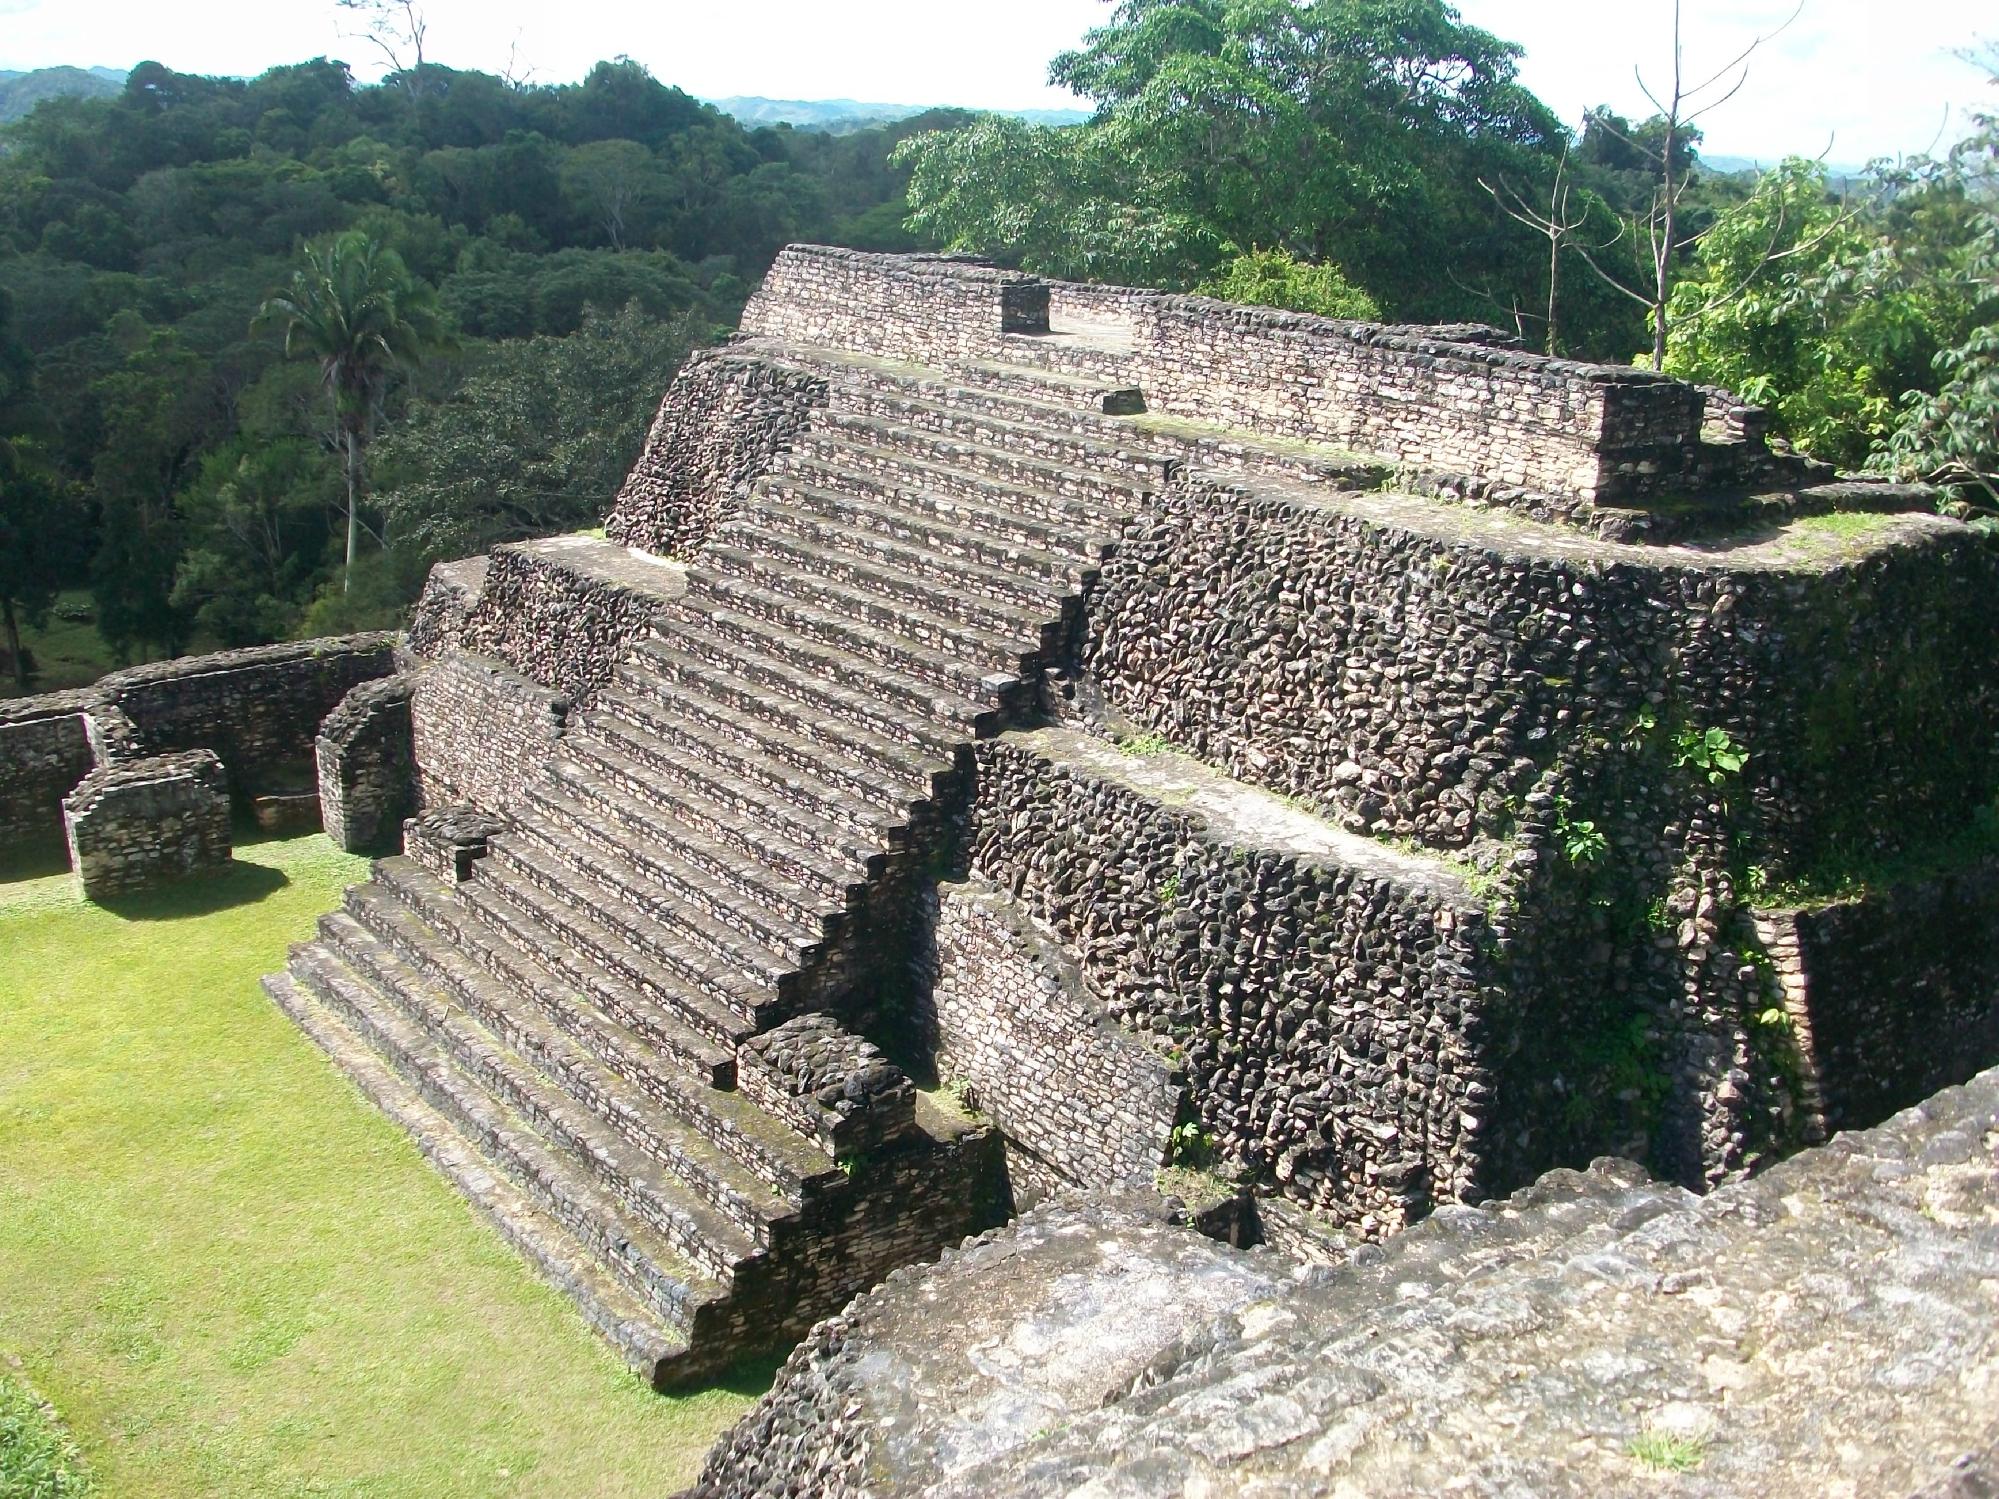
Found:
[3,594,24,693]
[1546,229,1560,356]
[343,425,362,595]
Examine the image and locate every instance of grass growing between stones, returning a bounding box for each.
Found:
[0,835,763,1498]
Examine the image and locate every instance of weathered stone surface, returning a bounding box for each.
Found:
[921,878,1183,1192]
[695,1070,1999,1498]
[1755,861,1999,1131]
[408,649,568,816]
[607,351,830,559]
[455,536,686,705]
[965,728,1494,1234]
[62,750,230,899]
[407,555,489,658]
[317,672,418,855]
[0,688,97,852]
[684,1188,1298,1499]
[739,1013,918,1160]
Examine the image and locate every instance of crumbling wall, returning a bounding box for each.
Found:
[316,673,419,855]
[63,750,231,899]
[740,244,1048,363]
[964,730,1496,1234]
[1757,864,1999,1130]
[605,350,830,558]
[455,539,682,706]
[920,878,1184,1192]
[0,689,98,853]
[96,634,399,801]
[1084,478,1999,876]
[409,650,568,816]
[407,556,489,659]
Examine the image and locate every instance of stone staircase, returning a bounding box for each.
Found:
[268,352,1183,1383]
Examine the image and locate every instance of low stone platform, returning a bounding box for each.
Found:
[691,1066,1999,1497]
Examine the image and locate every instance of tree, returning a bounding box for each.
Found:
[1576,0,1802,368]
[896,0,1564,314]
[1662,160,1915,468]
[1194,247,1379,319]
[0,442,81,691]
[255,230,450,591]
[373,302,694,558]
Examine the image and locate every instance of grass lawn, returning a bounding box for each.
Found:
[0,835,763,1497]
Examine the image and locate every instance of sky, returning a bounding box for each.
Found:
[0,0,1990,162]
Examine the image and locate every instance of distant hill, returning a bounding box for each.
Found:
[0,65,125,122]
[709,95,1088,134]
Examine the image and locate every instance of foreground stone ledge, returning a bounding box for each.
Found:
[62,749,230,900]
[692,1067,1999,1497]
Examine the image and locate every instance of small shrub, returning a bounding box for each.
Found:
[1117,731,1173,757]
[1157,873,1182,903]
[1553,797,1609,865]
[1167,1121,1214,1168]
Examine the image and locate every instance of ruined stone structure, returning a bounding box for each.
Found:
[1,634,399,892]
[692,1066,1999,1497]
[263,247,1999,1387]
[11,246,1989,1415]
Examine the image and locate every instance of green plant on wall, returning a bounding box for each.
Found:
[1553,796,1609,865]
[1673,724,1748,786]
[1167,1121,1214,1168]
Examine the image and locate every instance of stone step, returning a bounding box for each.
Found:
[956,355,1144,413]
[624,630,964,790]
[665,598,1005,744]
[524,774,844,950]
[484,835,786,1037]
[315,912,765,1284]
[701,536,1056,677]
[368,854,733,1090]
[454,868,844,1205]
[777,343,1140,422]
[546,748,864,911]
[499,819,812,1007]
[709,521,1074,648]
[803,408,1159,513]
[772,437,1118,541]
[575,696,909,855]
[264,971,692,1386]
[764,456,1108,565]
[826,384,1178,488]
[684,572,1013,713]
[466,855,760,1057]
[749,483,1097,597]
[284,939,733,1326]
[340,883,795,1255]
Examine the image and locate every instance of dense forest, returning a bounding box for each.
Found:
[0,0,1994,695]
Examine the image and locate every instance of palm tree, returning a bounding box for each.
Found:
[255,232,450,592]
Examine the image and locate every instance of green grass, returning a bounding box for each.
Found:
[0,836,762,1497]
[1,1371,95,1497]
[1626,1431,1707,1472]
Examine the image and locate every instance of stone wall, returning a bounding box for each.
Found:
[0,689,98,853]
[740,245,1049,365]
[605,350,830,559]
[921,878,1184,1192]
[96,634,399,801]
[963,729,1496,1234]
[409,650,568,816]
[1082,476,1999,876]
[316,673,418,855]
[454,538,683,706]
[1756,863,1999,1131]
[730,246,1770,503]
[407,556,488,658]
[62,750,231,900]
